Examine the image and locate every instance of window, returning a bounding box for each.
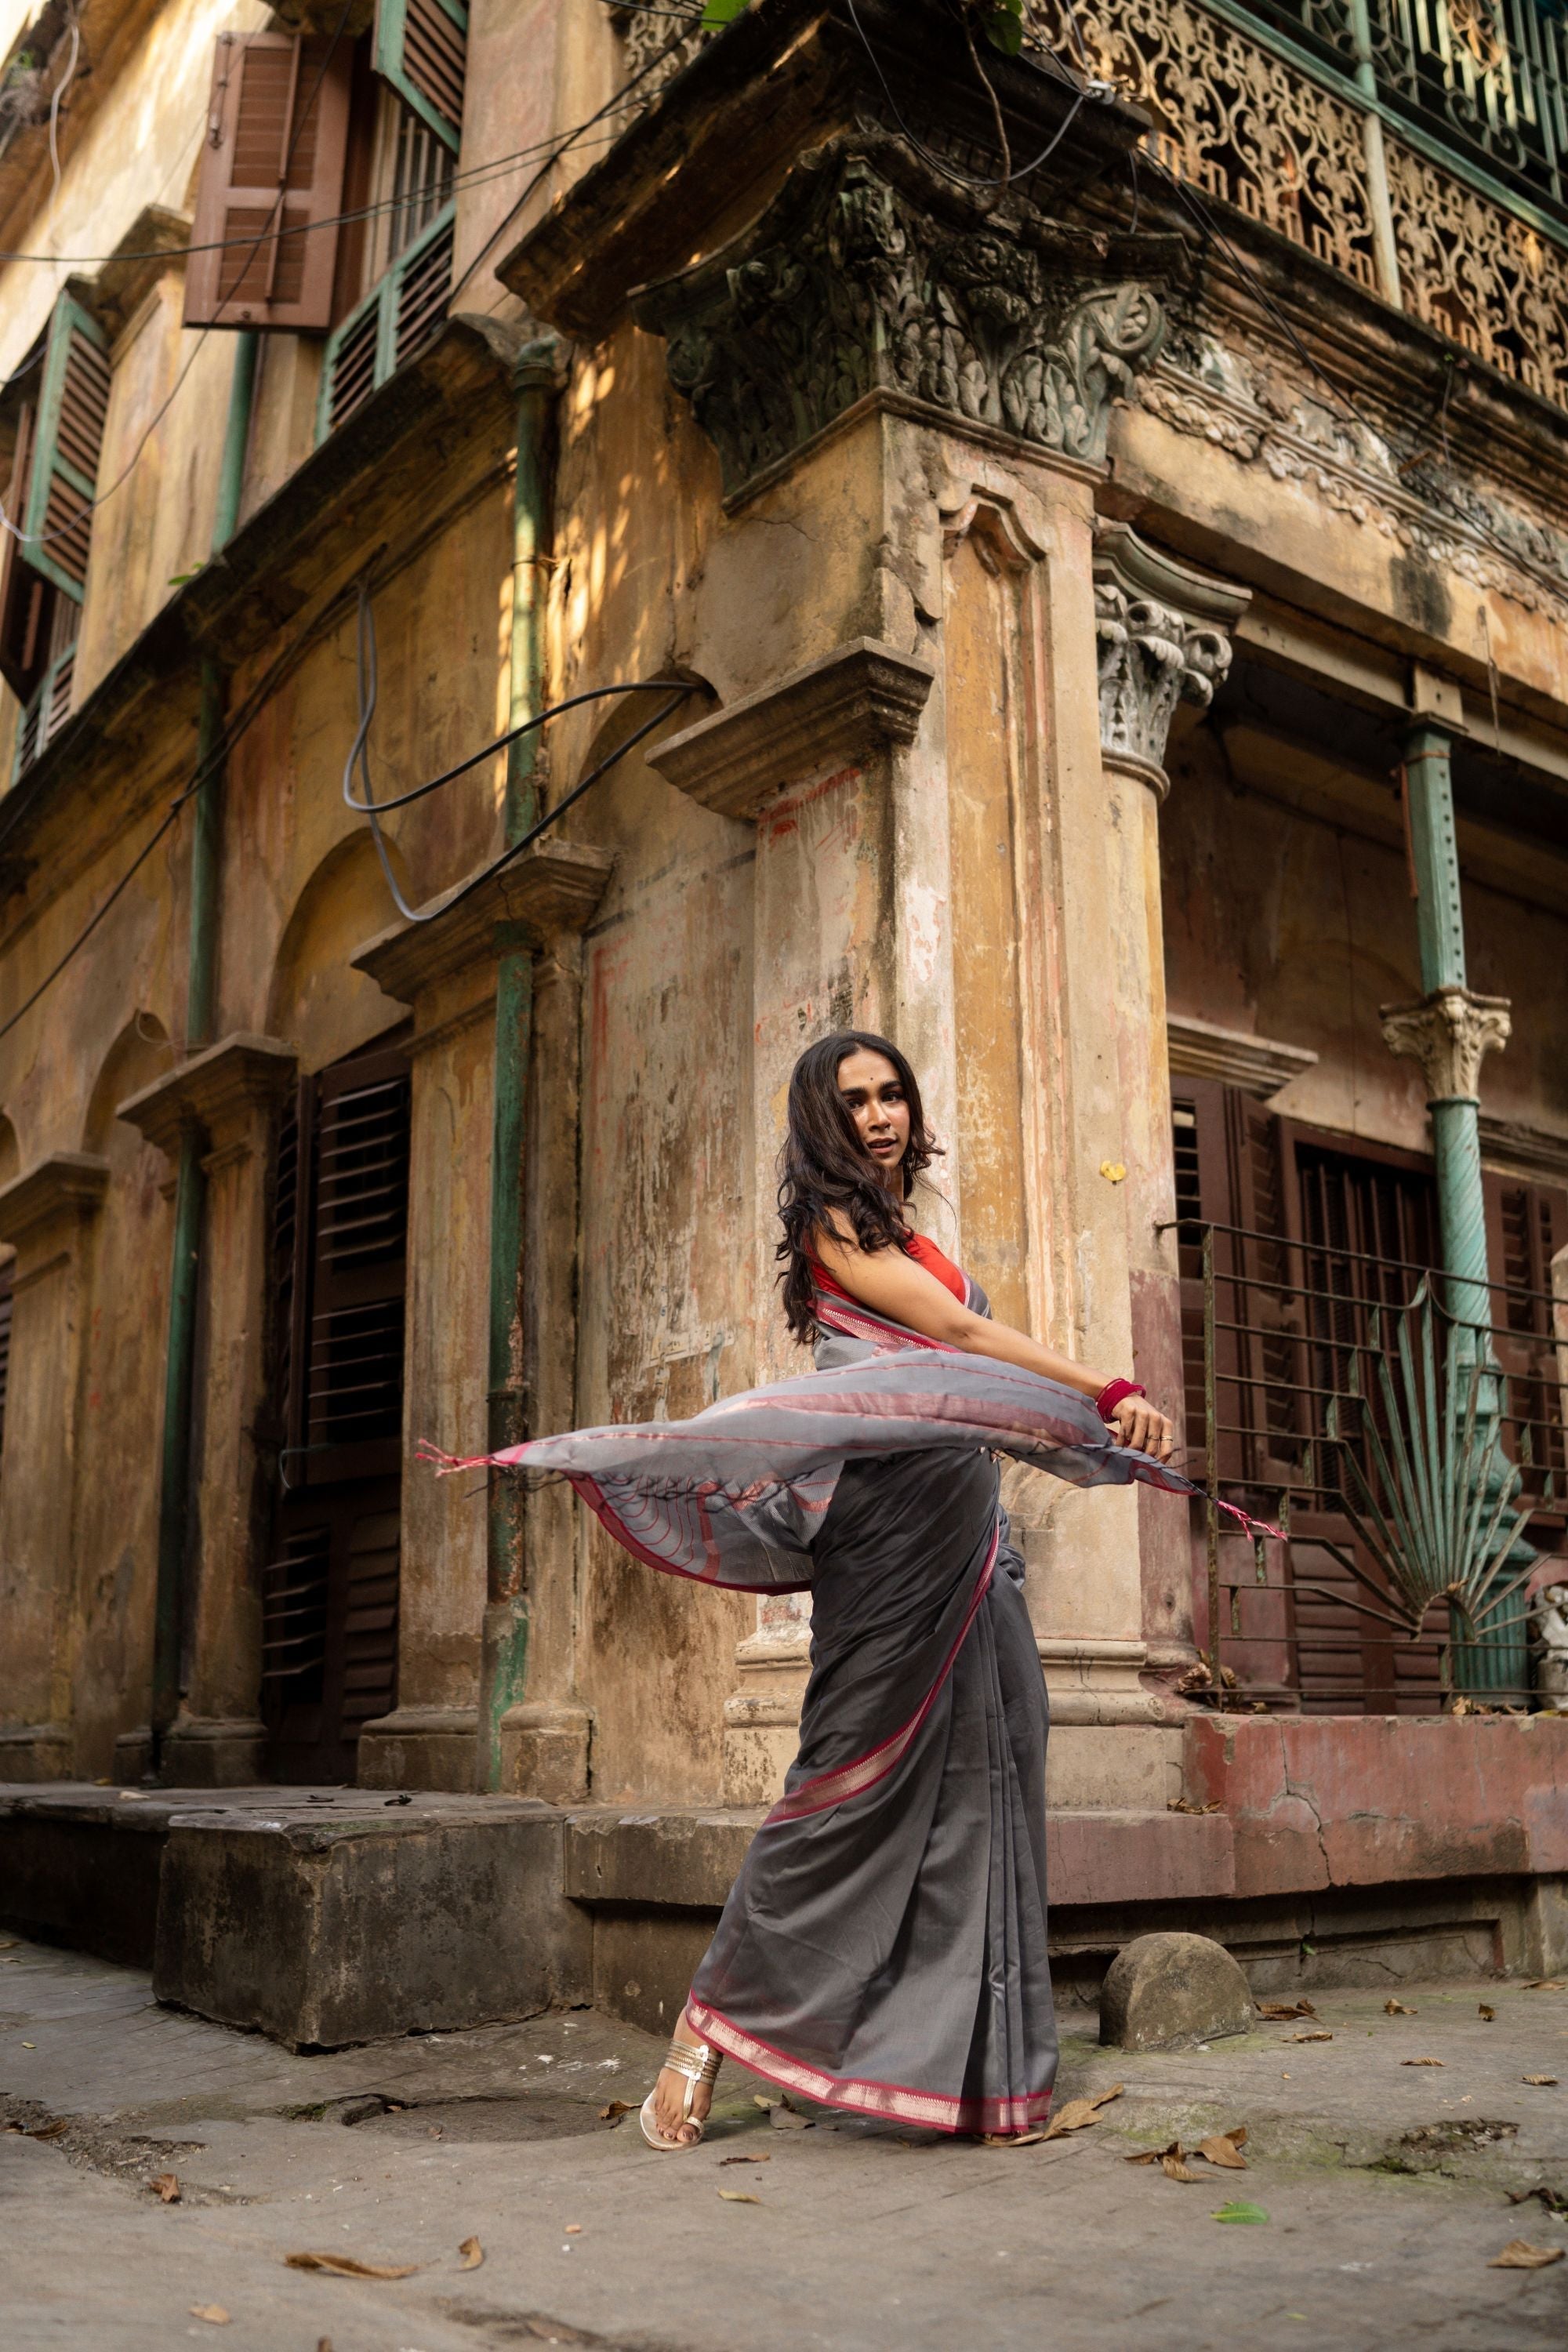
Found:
[261,1036,411,1782]
[0,293,112,781]
[184,5,466,441]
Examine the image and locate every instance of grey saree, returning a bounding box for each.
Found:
[433,1272,1230,2135]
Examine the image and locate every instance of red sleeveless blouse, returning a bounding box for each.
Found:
[811,1230,967,1309]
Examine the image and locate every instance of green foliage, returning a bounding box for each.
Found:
[700,0,752,24]
[980,0,1025,55]
[1212,2201,1270,2224]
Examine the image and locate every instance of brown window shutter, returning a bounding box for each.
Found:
[0,394,41,698]
[1483,1169,1568,1496]
[183,31,353,333]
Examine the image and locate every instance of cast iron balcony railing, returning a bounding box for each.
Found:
[612,0,1568,413]
[1174,1216,1567,1713]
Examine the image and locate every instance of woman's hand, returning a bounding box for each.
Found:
[1110,1395,1174,1461]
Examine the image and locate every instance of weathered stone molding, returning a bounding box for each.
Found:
[647,639,935,822]
[117,1033,298,1160]
[0,1152,109,1258]
[633,133,1185,501]
[1167,1013,1319,1102]
[1093,522,1250,793]
[354,842,616,1008]
[1479,1114,1568,1185]
[1380,983,1512,1103]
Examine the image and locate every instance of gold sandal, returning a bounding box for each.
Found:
[640,2031,723,2150]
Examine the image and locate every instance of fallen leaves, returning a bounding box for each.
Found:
[1488,2241,1564,2270]
[978,2129,1048,2148]
[767,2095,811,2132]
[598,2100,630,2122]
[25,2118,67,2140]
[188,2308,230,2326]
[1384,1999,1417,2016]
[1042,2084,1124,2141]
[1258,2000,1318,2022]
[1167,1798,1222,1815]
[1523,2075,1559,2088]
[284,2252,420,2280]
[1524,1979,1566,1991]
[1280,2031,1334,2044]
[563,2224,582,2236]
[152,2173,181,2203]
[1212,2201,1269,2224]
[1479,2003,1496,2021]
[718,2189,761,2204]
[1400,2058,1446,2068]
[1127,2126,1248,2184]
[457,2238,484,2270]
[719,2153,770,2165]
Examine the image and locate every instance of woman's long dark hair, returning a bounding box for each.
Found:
[775,1030,942,1343]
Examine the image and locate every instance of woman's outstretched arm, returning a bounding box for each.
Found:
[812,1223,1174,1461]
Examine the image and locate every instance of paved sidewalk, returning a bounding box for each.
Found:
[3,1933,1568,2350]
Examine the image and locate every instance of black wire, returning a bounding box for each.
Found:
[347,581,693,924]
[844,0,1098,194]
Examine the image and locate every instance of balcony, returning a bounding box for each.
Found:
[612,0,1568,413]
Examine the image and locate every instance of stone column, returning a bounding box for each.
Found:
[350,842,612,1792]
[1088,523,1250,1700]
[118,1036,298,1784]
[0,1152,109,1779]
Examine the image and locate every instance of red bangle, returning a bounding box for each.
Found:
[1095,1377,1145,1424]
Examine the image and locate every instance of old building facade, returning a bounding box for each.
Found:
[1,0,1566,2035]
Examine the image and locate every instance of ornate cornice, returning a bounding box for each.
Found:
[1380,984,1512,1103]
[0,1152,109,1257]
[118,1034,298,1161]
[646,638,935,821]
[354,841,616,1007]
[633,133,1186,502]
[1093,522,1249,793]
[1167,1013,1318,1101]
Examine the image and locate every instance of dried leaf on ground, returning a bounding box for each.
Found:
[1167,1798,1221,1815]
[152,2173,180,2202]
[1479,2004,1496,2020]
[457,2238,483,2270]
[1384,1999,1417,2016]
[1523,2075,1559,2088]
[1400,2058,1446,2068]
[769,2097,811,2131]
[719,2153,770,2165]
[26,2119,68,2140]
[0,1939,17,1950]
[284,2252,420,2279]
[188,2308,230,2325]
[1488,2240,1564,2270]
[978,2129,1049,2147]
[753,2094,777,2111]
[1508,2185,1568,2216]
[1043,2085,1124,2140]
[1127,2138,1200,2179]
[1212,2201,1270,2224]
[1258,2001,1317,2022]
[1281,2031,1334,2043]
[718,2189,762,2204]
[1524,1980,1566,1991]
[1196,2129,1250,2169]
[598,2100,630,2122]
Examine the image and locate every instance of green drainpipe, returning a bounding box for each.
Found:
[150,331,259,1769]
[478,338,561,1790]
[1401,722,1530,1697]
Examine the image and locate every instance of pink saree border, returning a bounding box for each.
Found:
[760,1517,1001,1826]
[685,1999,1052,2137]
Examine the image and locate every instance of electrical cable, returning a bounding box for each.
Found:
[346,580,692,924]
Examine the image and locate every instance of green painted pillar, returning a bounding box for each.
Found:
[150,334,258,1772]
[1390,717,1526,1697]
[478,339,561,1790]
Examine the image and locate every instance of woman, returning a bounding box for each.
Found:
[437,1030,1225,2149]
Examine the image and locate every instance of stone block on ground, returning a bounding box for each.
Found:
[1098,1929,1254,2051]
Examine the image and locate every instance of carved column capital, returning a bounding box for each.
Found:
[1379,984,1512,1102]
[633,132,1187,501]
[1093,521,1250,796]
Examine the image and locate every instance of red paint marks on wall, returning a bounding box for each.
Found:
[761,763,863,843]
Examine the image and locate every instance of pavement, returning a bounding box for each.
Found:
[3,1933,1568,2350]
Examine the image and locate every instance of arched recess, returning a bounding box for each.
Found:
[269,831,414,1076]
[71,1014,176,1777]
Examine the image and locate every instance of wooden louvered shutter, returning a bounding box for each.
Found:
[261,1041,408,1780]
[184,31,353,332]
[374,0,467,150]
[0,393,44,696]
[18,296,111,602]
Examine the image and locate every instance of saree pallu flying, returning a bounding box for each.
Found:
[430,1279,1254,2136]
